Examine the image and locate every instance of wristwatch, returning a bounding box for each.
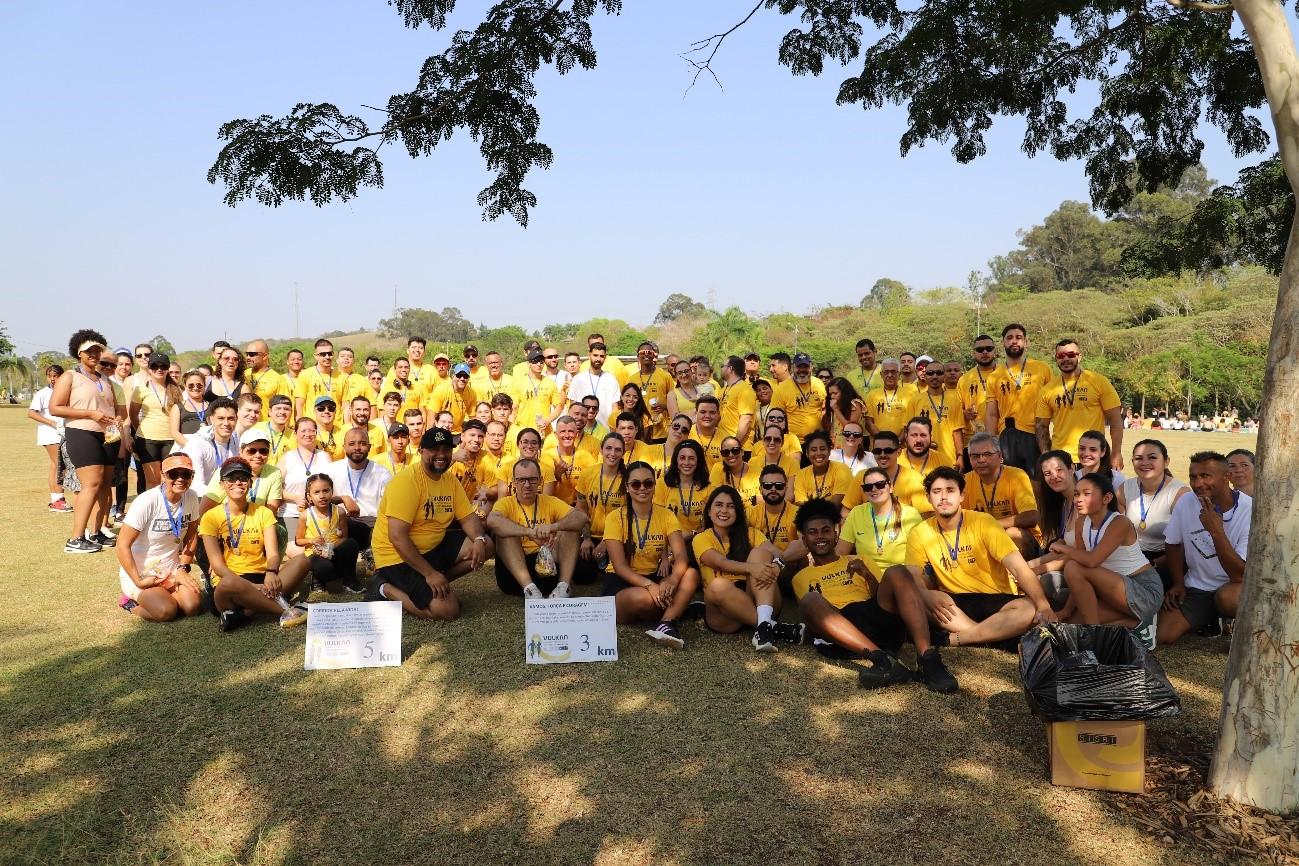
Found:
[772,556,786,569]
[475,535,490,544]
[178,563,192,572]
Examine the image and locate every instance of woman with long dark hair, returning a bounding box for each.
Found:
[1120,438,1189,589]
[204,346,246,402]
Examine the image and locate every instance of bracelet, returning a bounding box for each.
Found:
[474,535,489,544]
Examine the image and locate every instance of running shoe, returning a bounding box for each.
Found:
[645,620,685,649]
[858,650,914,690]
[551,581,571,599]
[218,609,250,633]
[915,648,959,694]
[523,583,545,600]
[752,620,778,652]
[65,537,101,554]
[771,621,807,645]
[49,499,73,513]
[89,531,114,546]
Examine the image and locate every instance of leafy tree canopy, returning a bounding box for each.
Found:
[378,306,477,342]
[654,292,707,324]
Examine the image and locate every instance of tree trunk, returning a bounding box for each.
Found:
[1210,0,1299,816]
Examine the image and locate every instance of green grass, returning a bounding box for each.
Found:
[0,407,1248,865]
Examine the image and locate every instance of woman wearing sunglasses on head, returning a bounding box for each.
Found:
[603,461,699,649]
[114,453,203,622]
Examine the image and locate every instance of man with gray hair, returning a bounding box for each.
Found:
[962,431,1041,557]
[864,358,912,439]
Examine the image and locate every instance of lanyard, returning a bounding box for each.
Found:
[939,515,964,567]
[910,450,930,475]
[149,382,168,412]
[631,508,653,551]
[250,474,262,502]
[268,426,286,459]
[77,368,104,394]
[224,502,245,550]
[307,506,333,540]
[160,487,184,540]
[869,503,891,554]
[248,370,266,394]
[348,462,369,499]
[212,438,233,467]
[881,387,899,411]
[1217,490,1241,522]
[317,368,335,396]
[812,465,833,498]
[978,467,1002,514]
[859,367,879,393]
[842,451,864,474]
[926,389,947,422]
[597,467,619,506]
[762,502,787,543]
[1136,475,1167,530]
[297,448,317,475]
[219,377,237,397]
[677,480,698,517]
[523,500,540,529]
[1088,512,1115,550]
[185,396,206,423]
[793,380,812,407]
[1060,372,1081,407]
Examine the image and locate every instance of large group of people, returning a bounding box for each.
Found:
[26,324,1257,691]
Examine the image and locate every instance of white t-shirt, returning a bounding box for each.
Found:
[829,448,876,476]
[1164,490,1251,592]
[120,486,201,579]
[182,429,240,490]
[566,369,622,427]
[327,458,393,520]
[30,386,63,446]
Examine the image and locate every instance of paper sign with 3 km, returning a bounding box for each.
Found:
[524,597,618,664]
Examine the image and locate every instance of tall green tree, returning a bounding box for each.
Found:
[211,0,1299,813]
[653,293,707,324]
[685,306,762,362]
[378,306,476,342]
[988,201,1130,293]
[860,278,910,311]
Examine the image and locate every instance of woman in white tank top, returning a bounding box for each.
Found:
[1121,439,1189,589]
[1047,472,1164,638]
[1026,449,1081,610]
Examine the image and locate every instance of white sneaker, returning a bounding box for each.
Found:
[523,583,545,600]
[550,581,571,599]
[1134,614,1157,651]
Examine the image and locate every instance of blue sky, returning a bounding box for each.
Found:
[1,1,1278,356]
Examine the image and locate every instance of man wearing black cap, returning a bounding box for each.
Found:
[513,350,561,435]
[367,428,493,620]
[771,352,826,439]
[512,339,544,380]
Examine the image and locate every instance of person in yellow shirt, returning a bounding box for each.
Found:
[396,337,437,394]
[510,339,543,380]
[771,352,826,439]
[366,428,491,620]
[344,396,388,457]
[375,423,413,476]
[255,394,298,466]
[745,465,804,567]
[128,353,181,488]
[984,323,1053,476]
[547,415,597,504]
[424,363,478,433]
[841,430,930,516]
[427,352,453,390]
[449,419,491,506]
[665,359,701,423]
[626,341,674,439]
[793,431,856,506]
[401,409,425,458]
[688,395,725,470]
[513,350,562,435]
[643,414,691,479]
[1034,338,1123,466]
[312,396,345,461]
[486,456,589,599]
[864,359,912,439]
[956,335,1000,448]
[654,439,714,542]
[603,461,699,648]
[283,348,305,400]
[754,424,802,486]
[962,432,1041,557]
[716,356,757,444]
[383,358,425,418]
[693,485,804,650]
[709,436,762,506]
[243,340,292,422]
[294,339,347,424]
[897,352,922,397]
[376,392,402,441]
[335,347,373,424]
[366,370,386,406]
[900,416,942,477]
[838,466,926,579]
[796,497,957,691]
[479,419,510,489]
[477,351,515,405]
[575,433,627,579]
[495,427,556,502]
[884,466,1057,647]
[905,363,964,469]
[614,412,654,467]
[847,338,882,397]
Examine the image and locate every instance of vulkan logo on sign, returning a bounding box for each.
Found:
[1077,733,1118,745]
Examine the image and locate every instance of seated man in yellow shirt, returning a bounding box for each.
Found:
[962,432,1040,557]
[882,467,1057,648]
[485,456,590,599]
[792,498,957,692]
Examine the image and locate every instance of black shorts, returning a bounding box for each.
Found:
[366,528,467,610]
[495,551,561,597]
[64,427,116,468]
[601,570,658,596]
[134,437,172,464]
[999,424,1040,478]
[1179,587,1220,631]
[815,598,907,656]
[950,592,1022,623]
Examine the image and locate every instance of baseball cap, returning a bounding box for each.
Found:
[420,428,454,450]
[527,351,544,363]
[219,456,253,479]
[452,362,471,376]
[268,394,292,408]
[433,352,450,362]
[916,354,934,365]
[387,423,410,438]
[792,352,812,367]
[240,428,272,446]
[160,453,193,474]
[314,395,337,409]
[147,353,171,370]
[463,344,479,355]
[114,346,132,357]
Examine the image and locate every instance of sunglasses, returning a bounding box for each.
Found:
[165,469,194,481]
[224,475,252,485]
[871,447,897,456]
[862,480,889,492]
[135,352,152,359]
[926,370,944,377]
[316,351,333,357]
[974,346,996,353]
[762,436,782,444]
[243,447,270,456]
[720,447,743,456]
[626,479,655,490]
[185,383,204,390]
[543,354,558,360]
[455,373,470,380]
[842,431,864,439]
[670,424,690,433]
[760,481,786,491]
[317,404,337,412]
[1056,351,1079,359]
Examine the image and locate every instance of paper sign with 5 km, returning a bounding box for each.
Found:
[304,601,402,670]
[524,597,618,664]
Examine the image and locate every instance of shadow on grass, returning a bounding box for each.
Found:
[0,574,1233,866]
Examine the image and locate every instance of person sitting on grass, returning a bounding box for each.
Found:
[199,457,310,632]
[114,453,203,622]
[883,466,1057,648]
[793,497,957,692]
[365,428,493,621]
[603,461,700,649]
[296,473,363,593]
[745,464,804,572]
[486,457,588,600]
[693,485,805,651]
[961,432,1041,558]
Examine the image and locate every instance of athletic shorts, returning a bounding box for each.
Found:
[814,598,906,657]
[999,424,1040,478]
[133,436,173,464]
[64,427,116,468]
[1124,568,1164,624]
[495,551,561,597]
[1178,586,1220,631]
[366,528,466,610]
[950,592,1022,623]
[601,570,659,597]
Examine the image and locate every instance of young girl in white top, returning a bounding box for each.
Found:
[1120,438,1189,589]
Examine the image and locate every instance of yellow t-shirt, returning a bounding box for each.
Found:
[791,556,873,608]
[603,504,681,574]
[746,501,797,549]
[672,387,698,418]
[717,379,757,441]
[545,446,595,504]
[338,372,371,418]
[905,389,962,468]
[301,504,345,553]
[512,374,561,432]
[709,461,762,507]
[841,464,930,514]
[244,368,293,422]
[985,358,1053,434]
[424,382,478,433]
[962,466,1039,534]
[864,387,912,438]
[315,422,344,461]
[771,378,826,439]
[492,494,571,554]
[653,480,714,534]
[204,465,284,506]
[840,503,925,577]
[198,502,278,575]
[849,366,883,399]
[294,368,347,418]
[628,367,676,439]
[131,381,173,441]
[640,439,678,480]
[255,422,298,466]
[1035,369,1121,461]
[793,462,856,504]
[957,366,997,435]
[380,379,425,417]
[753,451,802,482]
[476,374,515,405]
[374,452,412,476]
[494,453,556,499]
[575,463,625,537]
[689,428,725,471]
[905,509,1020,595]
[692,526,766,585]
[371,463,476,568]
[543,428,602,460]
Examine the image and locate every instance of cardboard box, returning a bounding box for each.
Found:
[1048,720,1146,793]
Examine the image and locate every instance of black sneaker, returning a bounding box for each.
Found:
[771,621,806,645]
[752,620,778,652]
[89,531,114,547]
[916,648,959,693]
[681,600,706,622]
[645,620,685,649]
[218,609,251,633]
[65,537,101,554]
[342,578,366,594]
[857,650,913,690]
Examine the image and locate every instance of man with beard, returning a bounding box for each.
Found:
[567,343,622,428]
[366,428,493,620]
[425,362,478,435]
[900,417,939,477]
[630,341,675,440]
[897,352,922,397]
[513,350,562,436]
[327,426,393,571]
[548,415,596,504]
[1035,338,1124,467]
[839,430,931,516]
[771,353,826,439]
[957,335,999,444]
[294,339,346,424]
[984,323,1053,475]
[745,465,804,568]
[716,356,756,446]
[346,396,388,456]
[905,365,962,469]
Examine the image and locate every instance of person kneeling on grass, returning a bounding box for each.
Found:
[883,466,1057,648]
[794,498,957,692]
[365,428,493,621]
[486,457,588,600]
[199,457,311,632]
[603,461,701,649]
[296,473,364,593]
[694,485,805,651]
[114,452,203,622]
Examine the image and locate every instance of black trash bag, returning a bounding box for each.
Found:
[1020,622,1180,721]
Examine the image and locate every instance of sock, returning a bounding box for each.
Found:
[756,604,774,625]
[524,582,541,598]
[51,493,61,503]
[555,581,570,592]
